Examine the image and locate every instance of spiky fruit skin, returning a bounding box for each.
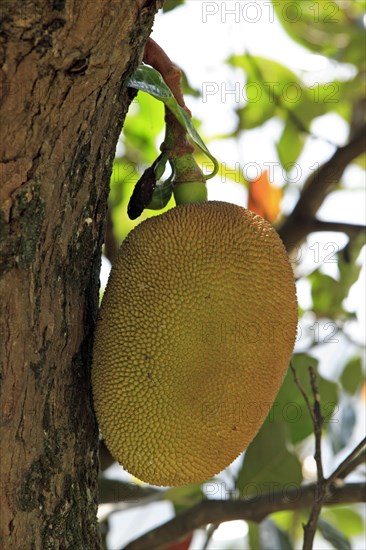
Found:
[92,201,297,486]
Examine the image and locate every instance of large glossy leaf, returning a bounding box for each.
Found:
[236,419,302,498]
[126,65,219,178]
[309,272,346,318]
[228,54,332,133]
[298,74,364,126]
[340,356,364,395]
[229,52,362,135]
[273,1,366,66]
[277,118,305,167]
[229,55,307,131]
[236,80,277,130]
[310,234,366,319]
[229,55,301,91]
[290,82,343,131]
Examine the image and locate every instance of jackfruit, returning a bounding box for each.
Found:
[92,201,297,486]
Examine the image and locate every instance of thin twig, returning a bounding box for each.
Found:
[327,437,366,485]
[202,524,217,550]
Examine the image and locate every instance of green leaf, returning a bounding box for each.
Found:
[341,356,364,395]
[291,83,341,130]
[273,1,366,66]
[229,55,306,131]
[352,154,366,170]
[126,65,219,178]
[236,419,302,498]
[322,506,365,538]
[236,86,277,130]
[309,272,345,318]
[318,517,351,550]
[126,64,172,100]
[165,483,203,514]
[271,510,303,540]
[310,233,366,319]
[277,118,305,167]
[229,55,301,90]
[248,522,261,550]
[228,50,353,141]
[162,0,185,12]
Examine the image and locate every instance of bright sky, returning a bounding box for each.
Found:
[105,3,366,548]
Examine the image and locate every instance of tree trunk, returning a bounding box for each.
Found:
[0,1,160,547]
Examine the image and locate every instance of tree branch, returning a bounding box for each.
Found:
[278,123,366,251]
[122,483,366,550]
[292,220,365,239]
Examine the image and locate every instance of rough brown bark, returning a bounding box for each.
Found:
[0,1,161,548]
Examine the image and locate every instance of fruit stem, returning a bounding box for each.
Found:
[162,109,207,205]
[143,39,208,206]
[143,38,191,116]
[162,108,194,157]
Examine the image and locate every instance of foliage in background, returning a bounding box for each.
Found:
[101,1,365,548]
